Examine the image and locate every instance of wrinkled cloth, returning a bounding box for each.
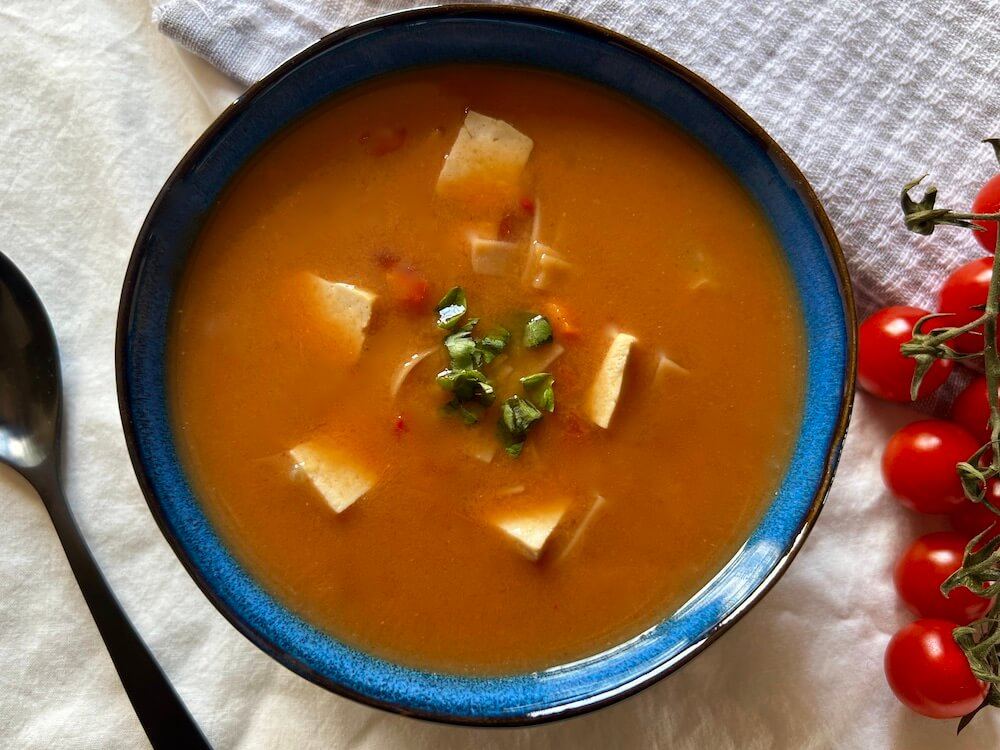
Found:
[2,1,1000,748]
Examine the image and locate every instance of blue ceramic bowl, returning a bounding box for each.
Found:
[117,6,855,726]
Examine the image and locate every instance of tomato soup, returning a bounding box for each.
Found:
[168,66,805,674]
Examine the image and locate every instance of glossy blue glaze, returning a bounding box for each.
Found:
[117,7,854,725]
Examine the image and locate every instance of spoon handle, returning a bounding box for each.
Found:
[38,475,211,749]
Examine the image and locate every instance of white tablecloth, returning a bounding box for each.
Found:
[1,1,999,748]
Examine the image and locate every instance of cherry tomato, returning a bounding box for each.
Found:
[937,258,992,353]
[894,532,990,624]
[858,306,953,401]
[882,420,979,514]
[972,174,1000,253]
[950,482,1000,543]
[885,619,987,718]
[952,375,994,445]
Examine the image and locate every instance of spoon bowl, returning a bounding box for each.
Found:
[0,251,60,477]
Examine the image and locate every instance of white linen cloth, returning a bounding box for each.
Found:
[1,0,1000,748]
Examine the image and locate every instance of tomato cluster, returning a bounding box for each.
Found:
[877,408,995,720]
[859,180,1000,720]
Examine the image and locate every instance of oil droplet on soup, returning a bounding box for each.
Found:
[168,66,805,674]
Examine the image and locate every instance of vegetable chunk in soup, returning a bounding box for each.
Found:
[168,66,805,674]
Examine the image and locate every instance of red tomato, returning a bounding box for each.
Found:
[972,174,1000,253]
[882,420,979,514]
[937,258,993,353]
[885,619,987,719]
[894,532,990,624]
[393,414,408,437]
[858,306,953,401]
[952,375,994,445]
[950,482,1000,543]
[385,267,430,313]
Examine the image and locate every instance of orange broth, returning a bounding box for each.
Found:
[168,66,805,674]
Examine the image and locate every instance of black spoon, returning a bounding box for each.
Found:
[0,251,210,749]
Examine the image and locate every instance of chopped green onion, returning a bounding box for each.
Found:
[523,314,553,347]
[435,287,467,329]
[501,395,542,435]
[479,326,510,364]
[436,368,495,406]
[443,323,478,369]
[498,395,543,458]
[520,372,555,412]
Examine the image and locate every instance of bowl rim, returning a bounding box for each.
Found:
[116,3,857,727]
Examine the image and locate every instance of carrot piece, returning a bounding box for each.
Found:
[385,267,430,313]
[541,301,580,340]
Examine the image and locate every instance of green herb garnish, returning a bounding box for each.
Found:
[523,314,553,347]
[431,294,555,451]
[443,320,480,369]
[520,372,555,412]
[479,326,510,364]
[505,441,524,457]
[499,395,543,455]
[443,320,508,371]
[435,286,467,329]
[436,368,495,406]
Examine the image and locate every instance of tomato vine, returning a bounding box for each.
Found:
[900,139,1000,730]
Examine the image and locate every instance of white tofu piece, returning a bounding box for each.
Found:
[437,111,533,199]
[463,431,497,464]
[531,251,573,291]
[654,352,689,385]
[585,333,637,428]
[522,241,572,290]
[289,438,374,514]
[557,494,606,563]
[529,198,542,246]
[389,347,436,397]
[470,237,518,276]
[492,502,568,561]
[302,273,377,362]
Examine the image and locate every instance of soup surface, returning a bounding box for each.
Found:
[169,66,805,674]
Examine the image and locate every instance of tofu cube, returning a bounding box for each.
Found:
[557,494,607,563]
[437,111,533,201]
[532,251,573,291]
[289,438,374,514]
[463,431,498,464]
[470,237,518,276]
[522,241,572,291]
[492,502,568,561]
[389,347,436,397]
[301,274,376,362]
[585,333,637,428]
